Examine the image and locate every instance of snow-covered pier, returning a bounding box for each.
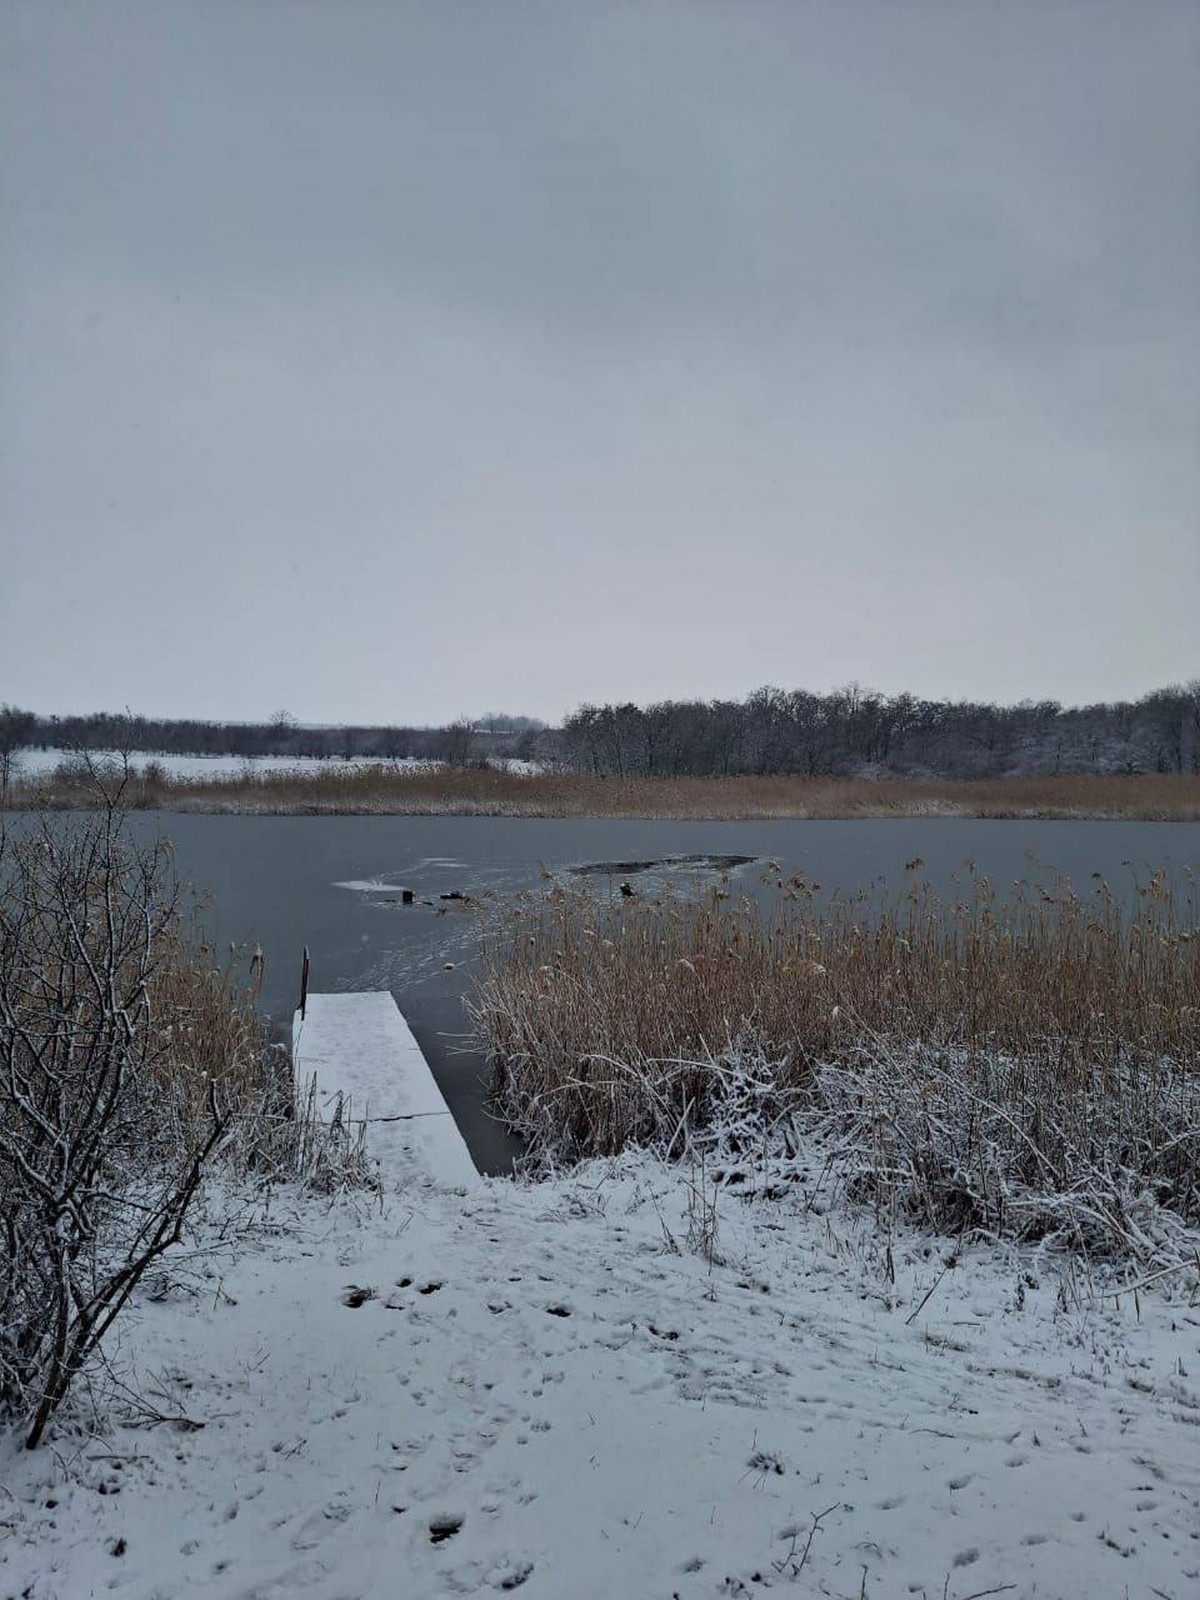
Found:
[292,991,480,1189]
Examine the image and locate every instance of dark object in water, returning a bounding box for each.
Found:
[401,888,415,904]
[619,880,634,897]
[440,890,468,901]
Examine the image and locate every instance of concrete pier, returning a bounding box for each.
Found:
[292,991,480,1189]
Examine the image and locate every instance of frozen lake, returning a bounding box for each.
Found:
[6,811,1196,1170]
[40,812,1183,1174]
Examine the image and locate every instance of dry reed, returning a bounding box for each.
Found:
[472,866,1200,1260]
[9,762,1200,820]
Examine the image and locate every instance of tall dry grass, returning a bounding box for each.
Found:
[147,921,289,1164]
[9,761,1200,819]
[472,867,1200,1260]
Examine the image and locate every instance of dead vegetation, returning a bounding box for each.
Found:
[471,864,1200,1265]
[7,760,1200,819]
[0,772,363,1448]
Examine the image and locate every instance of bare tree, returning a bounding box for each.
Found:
[0,793,225,1447]
[442,717,476,767]
[0,705,36,794]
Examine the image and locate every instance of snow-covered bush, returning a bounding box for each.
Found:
[0,794,298,1448]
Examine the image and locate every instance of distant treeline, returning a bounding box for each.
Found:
[0,709,546,766]
[4,685,1199,782]
[560,684,1200,779]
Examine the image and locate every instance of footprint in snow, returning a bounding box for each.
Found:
[486,1557,535,1590]
[290,1498,353,1551]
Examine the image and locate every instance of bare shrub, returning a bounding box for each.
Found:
[0,793,300,1447]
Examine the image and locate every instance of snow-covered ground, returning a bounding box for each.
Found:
[490,759,543,776]
[16,748,544,780]
[11,751,544,781]
[13,748,443,779]
[3,1134,1197,1599]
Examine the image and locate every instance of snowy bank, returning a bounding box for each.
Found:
[3,1137,1198,1598]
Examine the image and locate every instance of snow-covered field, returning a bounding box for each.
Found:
[12,751,543,780]
[14,749,443,779]
[3,1139,1197,1599]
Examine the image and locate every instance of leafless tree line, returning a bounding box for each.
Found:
[560,682,1200,780]
[6,685,1197,786]
[0,707,546,773]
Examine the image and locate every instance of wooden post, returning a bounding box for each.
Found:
[300,945,310,1020]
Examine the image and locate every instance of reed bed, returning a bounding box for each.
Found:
[9,762,1200,820]
[472,867,1200,1264]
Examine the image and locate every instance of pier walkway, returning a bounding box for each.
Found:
[292,991,480,1190]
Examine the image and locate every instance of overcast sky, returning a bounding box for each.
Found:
[2,1,1197,725]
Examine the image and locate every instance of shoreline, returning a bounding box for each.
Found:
[3,1152,1196,1598]
[7,769,1200,821]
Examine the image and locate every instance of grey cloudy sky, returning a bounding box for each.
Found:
[2,0,1197,725]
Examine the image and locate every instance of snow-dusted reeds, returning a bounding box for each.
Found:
[9,760,1200,819]
[472,866,1199,1264]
